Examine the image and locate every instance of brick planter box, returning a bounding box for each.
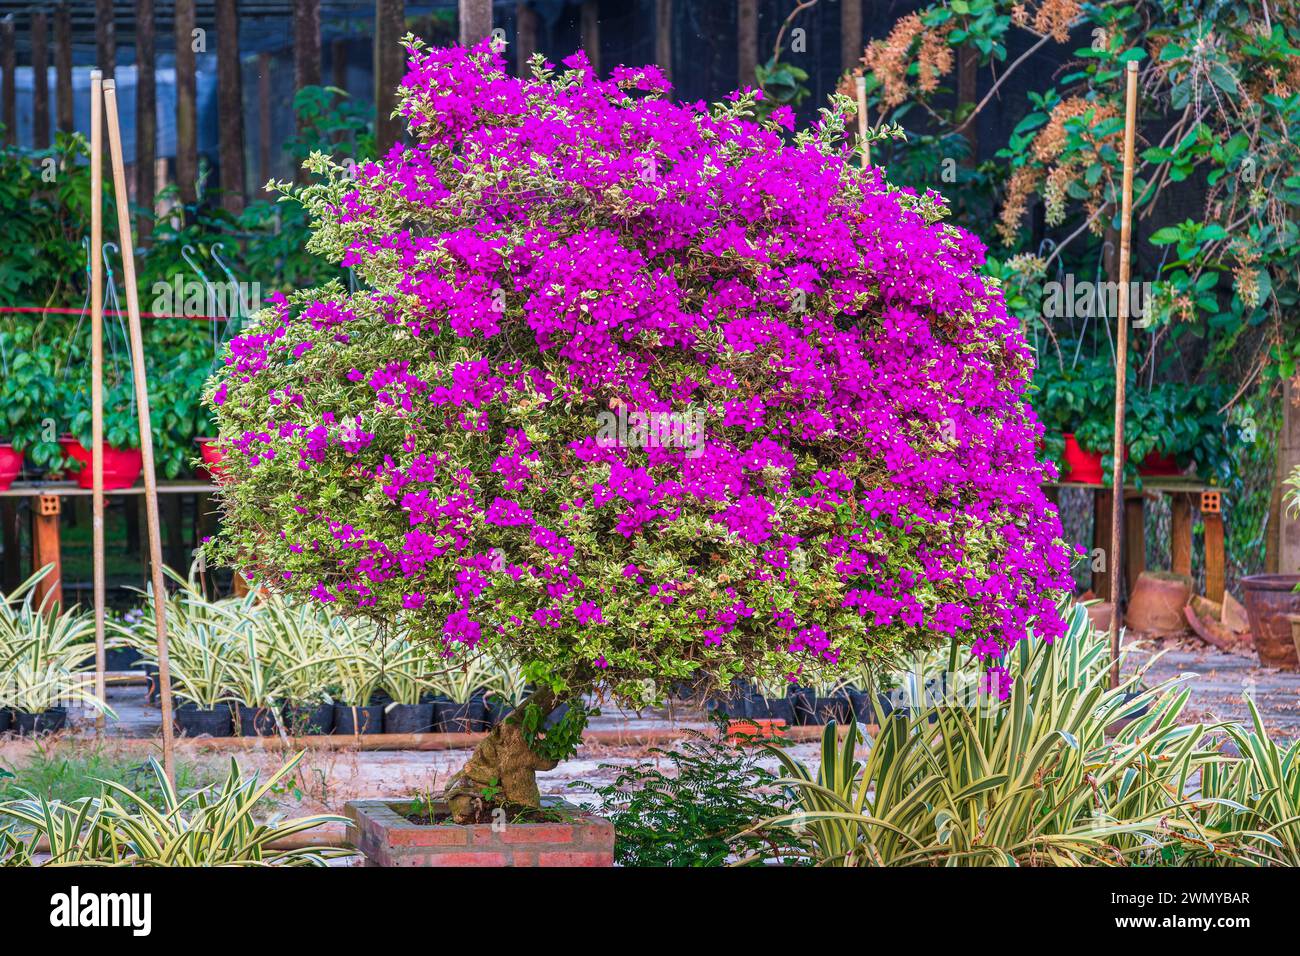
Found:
[345,796,615,867]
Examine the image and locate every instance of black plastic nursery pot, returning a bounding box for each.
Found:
[174,702,234,738]
[434,698,489,733]
[748,694,797,725]
[12,706,66,736]
[0,707,10,734]
[707,679,756,720]
[813,694,853,725]
[383,701,435,734]
[484,695,512,728]
[105,646,143,671]
[237,704,281,737]
[282,701,334,735]
[334,702,384,735]
[788,686,817,724]
[847,688,878,724]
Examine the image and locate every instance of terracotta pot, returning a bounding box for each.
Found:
[1240,574,1300,670]
[1082,600,1117,633]
[0,443,22,490]
[58,436,143,490]
[1061,432,1104,484]
[195,437,227,483]
[1125,571,1192,636]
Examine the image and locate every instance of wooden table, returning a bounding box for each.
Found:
[1043,478,1225,604]
[0,480,216,607]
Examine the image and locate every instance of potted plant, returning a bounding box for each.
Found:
[203,41,1075,840]
[194,436,228,482]
[61,379,145,490]
[431,658,491,733]
[746,676,797,725]
[0,569,112,735]
[381,641,438,733]
[0,330,64,488]
[330,637,386,735]
[482,656,530,727]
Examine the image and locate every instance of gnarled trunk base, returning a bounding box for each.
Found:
[445,718,558,823]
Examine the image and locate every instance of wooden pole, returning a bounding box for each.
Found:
[737,0,757,90]
[90,68,107,734]
[257,51,272,187]
[855,75,868,169]
[1108,60,1139,689]
[54,4,72,133]
[136,0,156,242]
[175,0,198,205]
[841,0,861,75]
[215,0,245,214]
[32,11,49,149]
[1,17,14,146]
[374,0,405,155]
[102,79,176,784]
[458,0,493,47]
[654,0,672,84]
[516,1,538,78]
[580,0,600,74]
[96,0,116,79]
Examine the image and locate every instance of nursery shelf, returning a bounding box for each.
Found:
[1041,481,1226,605]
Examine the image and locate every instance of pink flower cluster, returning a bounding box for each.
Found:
[210,42,1073,695]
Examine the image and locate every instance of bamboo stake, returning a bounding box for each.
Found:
[90,69,106,734]
[1108,60,1139,689]
[101,79,176,782]
[855,74,869,169]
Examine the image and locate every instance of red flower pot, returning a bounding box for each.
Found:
[1137,451,1181,477]
[0,443,22,490]
[195,437,227,483]
[1060,433,1104,484]
[58,437,143,490]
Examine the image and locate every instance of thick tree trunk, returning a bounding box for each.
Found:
[136,0,156,241]
[445,689,560,823]
[215,0,245,214]
[175,0,198,205]
[32,11,49,149]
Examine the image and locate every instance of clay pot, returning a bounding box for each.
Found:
[1082,600,1117,634]
[1125,571,1192,636]
[1241,575,1300,670]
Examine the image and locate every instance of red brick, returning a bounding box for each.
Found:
[424,851,510,867]
[509,851,537,866]
[576,819,615,846]
[497,824,577,845]
[537,850,613,867]
[388,826,469,847]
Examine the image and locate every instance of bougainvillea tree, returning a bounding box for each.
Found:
[206,39,1074,821]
